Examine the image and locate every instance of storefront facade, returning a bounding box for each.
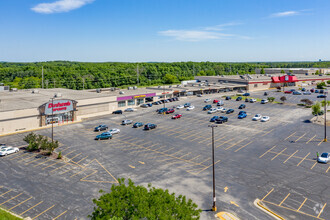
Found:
[38,99,78,126]
[116,93,156,108]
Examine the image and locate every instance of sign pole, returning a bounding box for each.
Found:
[324,93,327,142]
[51,98,54,144]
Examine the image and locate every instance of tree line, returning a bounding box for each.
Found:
[0,61,329,90]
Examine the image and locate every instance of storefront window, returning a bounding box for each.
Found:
[118,101,126,107]
[137,99,144,105]
[254,84,258,87]
[127,99,135,106]
[46,112,73,125]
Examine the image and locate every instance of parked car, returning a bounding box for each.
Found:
[238,111,246,115]
[204,99,211,103]
[176,105,184,109]
[238,104,246,109]
[187,106,195,111]
[184,103,191,108]
[172,114,182,119]
[144,123,157,130]
[320,89,324,93]
[261,116,270,122]
[303,91,312,95]
[112,110,123,114]
[140,104,149,108]
[310,88,315,93]
[213,99,219,103]
[0,147,19,156]
[197,94,203,97]
[238,112,247,119]
[215,116,228,124]
[225,96,232,100]
[315,89,319,93]
[252,114,262,121]
[203,105,212,111]
[264,92,268,96]
[166,109,175,114]
[210,116,219,122]
[157,108,168,114]
[95,132,112,140]
[122,119,133,125]
[226,109,234,114]
[317,95,327,98]
[301,88,306,91]
[108,128,120,134]
[261,99,269,104]
[146,103,153,107]
[293,91,302,95]
[133,122,144,128]
[208,108,217,114]
[250,99,257,103]
[243,93,250,96]
[217,107,224,112]
[236,97,242,101]
[290,89,296,92]
[317,152,330,164]
[125,108,137,112]
[284,91,292,94]
[94,124,108,132]
[217,100,224,106]
[245,98,249,102]
[152,102,159,105]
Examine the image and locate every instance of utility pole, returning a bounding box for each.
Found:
[45,80,49,89]
[51,98,54,144]
[83,78,85,90]
[42,66,44,89]
[137,64,140,86]
[163,83,166,114]
[53,79,56,88]
[208,124,217,211]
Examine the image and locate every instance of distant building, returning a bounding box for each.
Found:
[255,68,330,75]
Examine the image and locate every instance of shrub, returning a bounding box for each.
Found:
[57,151,62,159]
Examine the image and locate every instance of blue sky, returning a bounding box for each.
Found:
[0,0,329,62]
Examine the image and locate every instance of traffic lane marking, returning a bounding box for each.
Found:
[225,138,248,150]
[216,138,235,149]
[295,133,306,142]
[271,148,287,161]
[278,193,290,206]
[297,152,310,166]
[52,210,68,220]
[297,198,307,212]
[0,189,13,197]
[259,146,277,158]
[306,135,316,144]
[0,193,23,206]
[285,132,296,140]
[317,203,327,218]
[283,150,298,164]
[19,201,43,215]
[234,141,254,152]
[261,188,274,201]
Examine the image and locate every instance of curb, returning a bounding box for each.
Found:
[215,211,240,220]
[254,199,285,220]
[0,206,27,220]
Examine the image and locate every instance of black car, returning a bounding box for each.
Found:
[226,109,234,114]
[146,103,152,107]
[238,104,246,109]
[245,98,249,102]
[210,116,219,122]
[203,105,212,110]
[225,96,232,100]
[243,93,250,96]
[94,124,108,132]
[236,97,242,101]
[215,116,228,124]
[317,95,327,98]
[144,123,157,130]
[112,110,122,114]
[264,92,268,96]
[152,102,159,105]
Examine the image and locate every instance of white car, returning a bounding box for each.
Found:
[250,99,257,103]
[220,108,227,113]
[0,147,19,156]
[317,152,330,163]
[124,108,137,112]
[187,106,195,111]
[217,107,224,112]
[261,116,270,122]
[108,128,120,134]
[260,99,268,104]
[252,114,262,121]
[176,105,184,109]
[204,99,211,103]
[197,94,203,97]
[208,108,217,114]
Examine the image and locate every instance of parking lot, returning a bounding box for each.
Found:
[0,89,329,219]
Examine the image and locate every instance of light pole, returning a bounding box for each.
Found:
[50,97,54,144]
[208,124,217,211]
[324,91,328,142]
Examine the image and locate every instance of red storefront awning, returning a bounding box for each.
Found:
[272,77,281,83]
[272,75,298,83]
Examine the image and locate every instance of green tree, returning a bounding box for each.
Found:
[300,99,313,106]
[267,97,275,102]
[280,96,287,103]
[163,74,179,84]
[260,68,265,74]
[316,82,326,89]
[90,178,201,220]
[280,70,285,73]
[312,102,322,119]
[327,80,330,85]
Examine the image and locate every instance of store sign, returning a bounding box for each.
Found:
[117,93,156,101]
[133,95,146,99]
[285,75,289,81]
[45,99,73,115]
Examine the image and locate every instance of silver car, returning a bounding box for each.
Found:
[0,147,19,156]
[122,119,133,125]
[109,128,120,134]
[318,152,330,163]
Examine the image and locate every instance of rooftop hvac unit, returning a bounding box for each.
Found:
[54,93,62,97]
[119,91,125,94]
[96,89,101,93]
[169,85,172,88]
[110,87,115,91]
[133,86,137,90]
[11,88,18,92]
[158,86,161,89]
[32,89,39,94]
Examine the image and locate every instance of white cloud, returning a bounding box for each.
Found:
[158,30,233,41]
[270,10,300,18]
[204,22,243,31]
[31,0,94,14]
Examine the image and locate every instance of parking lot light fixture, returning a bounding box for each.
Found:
[208,124,217,211]
[324,93,327,142]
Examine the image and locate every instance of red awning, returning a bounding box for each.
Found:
[272,77,281,83]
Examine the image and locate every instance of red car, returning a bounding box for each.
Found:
[213,99,219,103]
[310,88,315,93]
[284,91,292,94]
[166,109,175,114]
[172,114,182,119]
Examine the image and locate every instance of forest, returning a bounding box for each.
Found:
[0,61,329,90]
